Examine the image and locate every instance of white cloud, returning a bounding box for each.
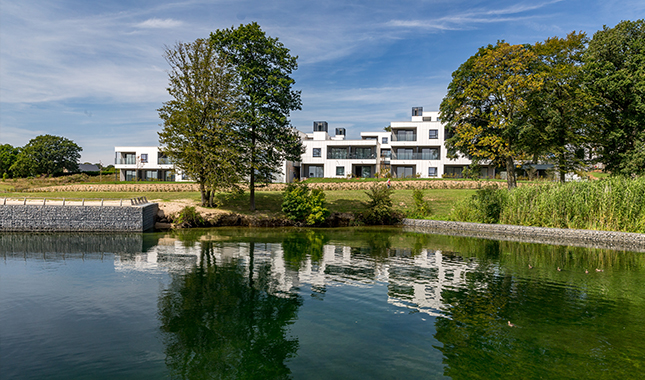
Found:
[136,18,183,29]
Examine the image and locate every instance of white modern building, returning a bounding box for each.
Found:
[114,107,493,182]
[298,107,494,179]
[114,146,188,182]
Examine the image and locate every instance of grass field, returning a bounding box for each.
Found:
[2,184,474,220]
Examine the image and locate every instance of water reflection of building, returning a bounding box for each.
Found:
[116,238,480,318]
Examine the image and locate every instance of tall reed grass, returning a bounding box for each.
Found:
[451,177,645,233]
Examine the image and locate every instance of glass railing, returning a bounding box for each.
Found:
[118,158,136,165]
[392,152,439,160]
[158,157,173,165]
[392,133,417,142]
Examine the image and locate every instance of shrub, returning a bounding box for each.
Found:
[362,183,400,225]
[451,186,507,224]
[409,189,432,219]
[281,181,330,226]
[175,206,205,227]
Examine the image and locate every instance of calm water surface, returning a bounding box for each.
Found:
[1,228,644,379]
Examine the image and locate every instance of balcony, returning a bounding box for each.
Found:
[391,152,439,160]
[391,132,417,142]
[117,157,136,165]
[158,157,173,165]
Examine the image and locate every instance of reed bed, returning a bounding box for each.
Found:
[452,177,645,233]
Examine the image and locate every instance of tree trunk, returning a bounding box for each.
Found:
[558,155,566,184]
[250,126,256,211]
[505,156,517,189]
[200,182,207,207]
[209,188,215,208]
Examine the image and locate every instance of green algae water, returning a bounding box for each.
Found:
[1,228,644,379]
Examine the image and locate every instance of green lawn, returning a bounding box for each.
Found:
[2,188,474,220]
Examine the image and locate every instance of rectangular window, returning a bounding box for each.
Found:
[308,165,324,178]
[381,149,391,158]
[140,153,148,163]
[312,148,321,157]
[428,167,438,177]
[329,147,348,159]
[382,137,388,144]
[421,148,439,160]
[336,166,345,176]
[429,130,438,139]
[423,116,432,122]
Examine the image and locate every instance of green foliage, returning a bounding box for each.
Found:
[451,178,645,233]
[362,183,400,225]
[211,22,304,211]
[408,189,432,219]
[281,181,311,222]
[584,19,645,177]
[451,186,508,224]
[440,42,542,189]
[0,144,19,178]
[9,135,82,177]
[158,38,243,207]
[175,206,205,227]
[281,181,330,226]
[522,32,592,183]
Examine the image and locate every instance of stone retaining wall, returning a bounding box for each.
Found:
[402,219,645,253]
[0,203,158,232]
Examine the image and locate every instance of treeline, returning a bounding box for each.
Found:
[452,177,645,233]
[440,19,645,189]
[0,135,82,179]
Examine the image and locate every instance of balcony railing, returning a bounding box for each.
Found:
[117,158,136,165]
[391,152,439,160]
[158,157,173,165]
[392,133,417,142]
[327,151,376,159]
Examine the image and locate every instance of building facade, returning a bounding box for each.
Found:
[298,107,493,179]
[114,146,188,181]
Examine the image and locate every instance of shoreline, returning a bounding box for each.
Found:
[402,219,645,253]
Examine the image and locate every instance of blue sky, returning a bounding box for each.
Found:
[1,0,643,164]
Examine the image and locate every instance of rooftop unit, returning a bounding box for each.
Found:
[313,121,328,132]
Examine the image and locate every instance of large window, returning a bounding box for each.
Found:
[124,170,136,181]
[381,149,391,158]
[429,130,438,139]
[394,130,416,141]
[353,147,374,159]
[312,148,321,157]
[145,170,157,180]
[336,166,345,176]
[396,148,414,160]
[328,147,348,159]
[395,166,414,178]
[421,148,439,160]
[307,165,324,178]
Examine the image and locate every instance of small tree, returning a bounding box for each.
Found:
[362,183,400,225]
[410,189,432,219]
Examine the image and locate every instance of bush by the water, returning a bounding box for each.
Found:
[174,206,205,227]
[362,183,401,225]
[281,181,330,226]
[450,177,645,233]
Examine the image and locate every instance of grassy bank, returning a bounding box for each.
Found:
[2,185,474,221]
[451,177,645,233]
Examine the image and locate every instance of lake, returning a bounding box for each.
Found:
[1,228,644,379]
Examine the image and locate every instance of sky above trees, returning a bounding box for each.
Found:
[1,0,644,163]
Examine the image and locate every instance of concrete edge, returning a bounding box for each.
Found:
[402,219,645,253]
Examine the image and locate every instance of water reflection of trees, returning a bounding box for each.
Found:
[158,240,303,380]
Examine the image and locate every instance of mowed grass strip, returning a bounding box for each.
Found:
[3,188,474,221]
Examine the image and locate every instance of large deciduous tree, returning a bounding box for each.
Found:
[158,38,243,207]
[440,42,543,189]
[521,32,591,183]
[0,144,19,178]
[10,135,82,177]
[583,19,645,177]
[211,22,304,211]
